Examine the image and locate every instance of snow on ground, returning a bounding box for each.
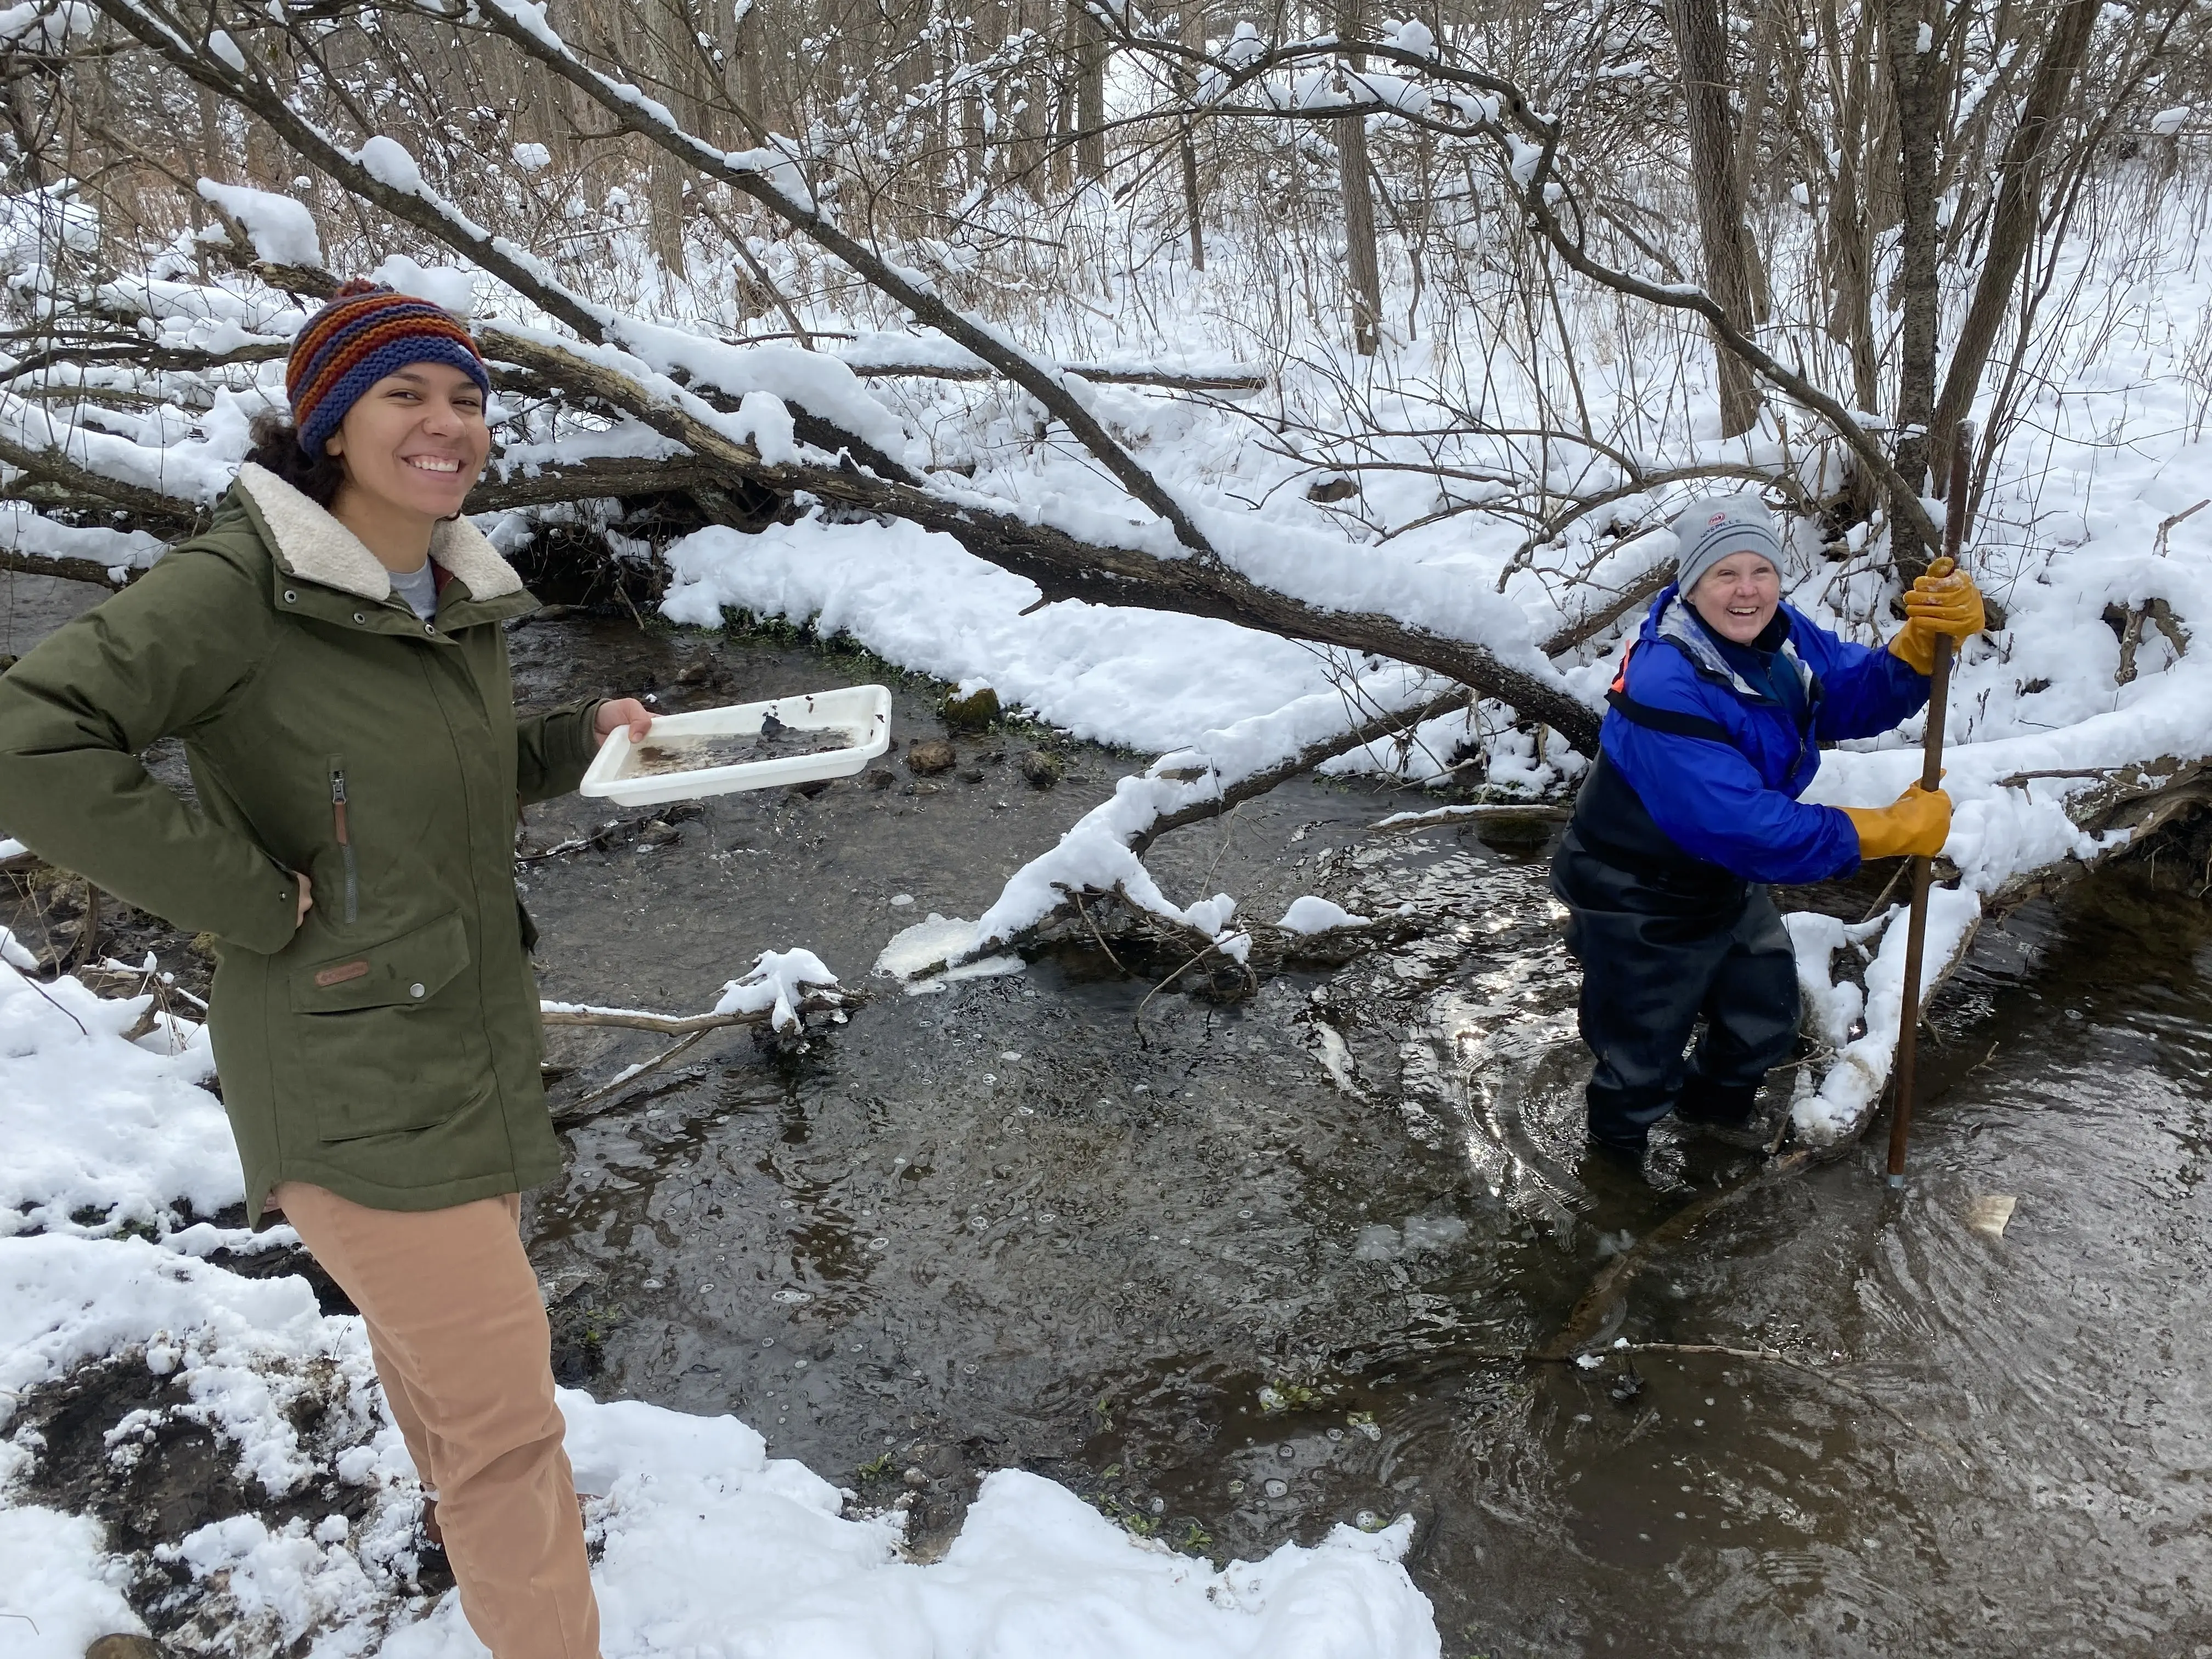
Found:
[0,939,236,1240]
[6,145,2209,1656]
[0,947,1438,1656]
[648,214,2212,1121]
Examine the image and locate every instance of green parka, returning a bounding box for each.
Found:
[0,462,603,1223]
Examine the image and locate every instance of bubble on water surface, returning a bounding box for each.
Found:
[1264,1479,1288,1498]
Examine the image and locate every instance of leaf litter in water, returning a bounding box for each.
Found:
[1965,1194,2017,1237]
[626,713,850,777]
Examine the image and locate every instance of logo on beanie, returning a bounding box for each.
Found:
[1709,511,1730,527]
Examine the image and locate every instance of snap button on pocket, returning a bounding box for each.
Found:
[424,623,436,635]
[409,982,426,998]
[353,612,367,624]
[283,590,297,603]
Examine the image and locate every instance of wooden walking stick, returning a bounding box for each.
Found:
[1886,425,1975,1187]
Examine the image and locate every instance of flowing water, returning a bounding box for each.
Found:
[10,582,2210,1656]
[509,618,2212,1657]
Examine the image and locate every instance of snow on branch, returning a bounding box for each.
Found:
[476,327,1604,747]
[194,179,322,269]
[1086,18,1944,554]
[882,670,1467,986]
[459,0,1218,558]
[542,948,847,1036]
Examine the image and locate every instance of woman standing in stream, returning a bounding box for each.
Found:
[1553,493,1986,1169]
[0,281,651,1659]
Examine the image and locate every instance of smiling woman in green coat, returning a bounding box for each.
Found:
[0,281,648,1659]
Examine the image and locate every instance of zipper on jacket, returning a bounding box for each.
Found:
[329,760,359,924]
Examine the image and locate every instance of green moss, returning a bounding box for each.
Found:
[939,685,1001,730]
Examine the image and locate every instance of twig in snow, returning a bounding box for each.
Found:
[2152,499,2209,557]
[1856,862,1911,925]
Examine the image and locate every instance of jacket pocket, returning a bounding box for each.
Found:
[289,910,481,1141]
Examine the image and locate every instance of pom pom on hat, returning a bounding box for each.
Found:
[286,280,490,456]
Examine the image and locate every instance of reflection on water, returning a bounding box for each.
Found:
[514,618,2212,1657]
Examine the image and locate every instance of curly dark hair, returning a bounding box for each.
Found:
[243,411,346,507]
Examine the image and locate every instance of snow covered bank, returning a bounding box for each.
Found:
[662,513,1346,753]
[1783,889,1985,1144]
[0,960,1441,1656]
[869,667,1449,984]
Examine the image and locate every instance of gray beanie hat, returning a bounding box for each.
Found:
[1672,493,1785,594]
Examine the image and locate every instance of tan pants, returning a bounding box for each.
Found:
[275,1182,600,1659]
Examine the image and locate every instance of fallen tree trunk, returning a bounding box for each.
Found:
[481,326,1604,752]
[837,359,1266,392]
[0,453,746,589]
[1131,684,1476,855]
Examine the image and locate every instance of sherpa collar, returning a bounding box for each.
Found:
[234,461,524,605]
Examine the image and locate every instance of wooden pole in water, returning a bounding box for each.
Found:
[1886,425,1974,1187]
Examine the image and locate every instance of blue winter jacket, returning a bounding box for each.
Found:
[1594,588,1930,884]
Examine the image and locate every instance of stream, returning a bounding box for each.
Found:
[11,586,2211,1656]
[510,617,2212,1658]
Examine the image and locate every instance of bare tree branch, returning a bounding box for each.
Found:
[481,326,1604,750]
[459,0,1219,559]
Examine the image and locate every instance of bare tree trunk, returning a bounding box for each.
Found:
[1180,1,1205,269]
[1812,4,1883,523]
[1337,3,1382,356]
[1883,0,1944,569]
[1926,0,2097,493]
[1,59,49,188]
[1049,3,1080,192]
[1008,0,1049,194]
[1730,0,1781,321]
[729,0,769,132]
[1667,0,1761,437]
[1074,2,1106,183]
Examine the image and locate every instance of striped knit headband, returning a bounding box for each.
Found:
[287,279,491,457]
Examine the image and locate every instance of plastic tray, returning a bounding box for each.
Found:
[579,684,892,806]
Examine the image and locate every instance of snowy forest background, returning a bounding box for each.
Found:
[5,1,2212,1655]
[7,0,2210,823]
[6,0,2208,1035]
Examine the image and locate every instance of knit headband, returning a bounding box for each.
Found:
[287,279,491,457]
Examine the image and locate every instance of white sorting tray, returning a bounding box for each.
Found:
[579,684,892,806]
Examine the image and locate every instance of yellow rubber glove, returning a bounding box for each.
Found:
[1842,782,1952,860]
[1888,557,1988,675]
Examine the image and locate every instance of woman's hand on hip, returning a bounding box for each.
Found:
[595,698,653,743]
[294,871,314,929]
